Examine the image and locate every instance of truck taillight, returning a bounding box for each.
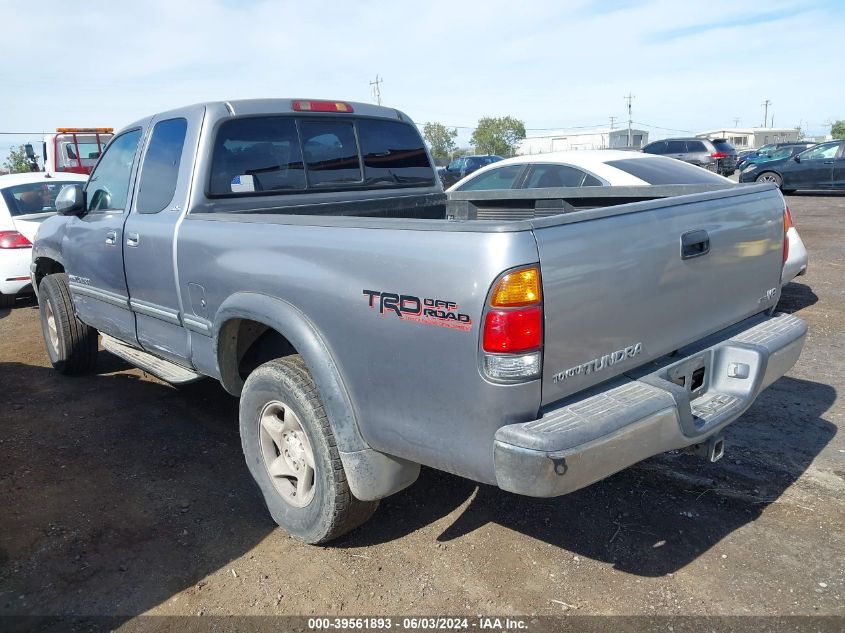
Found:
[0,231,32,249]
[482,265,543,381]
[783,205,793,264]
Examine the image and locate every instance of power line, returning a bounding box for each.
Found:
[632,121,693,134]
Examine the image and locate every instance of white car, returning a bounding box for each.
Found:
[448,150,809,286]
[0,172,88,307]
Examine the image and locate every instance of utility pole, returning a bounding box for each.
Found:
[623,92,635,147]
[761,99,771,128]
[609,116,617,129]
[370,75,383,106]
[733,117,741,127]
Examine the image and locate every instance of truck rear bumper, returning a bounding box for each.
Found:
[493,312,807,497]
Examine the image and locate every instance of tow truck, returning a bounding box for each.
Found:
[39,128,113,174]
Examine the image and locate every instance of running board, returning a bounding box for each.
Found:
[101,335,202,385]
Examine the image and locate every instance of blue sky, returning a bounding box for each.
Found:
[1,0,842,157]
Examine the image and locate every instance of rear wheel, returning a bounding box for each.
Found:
[239,356,378,544]
[38,273,99,374]
[756,171,782,187]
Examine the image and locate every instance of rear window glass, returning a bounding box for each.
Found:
[209,116,434,196]
[712,140,735,153]
[356,119,434,186]
[606,157,728,185]
[65,142,103,160]
[1,181,84,217]
[210,117,305,195]
[300,120,361,186]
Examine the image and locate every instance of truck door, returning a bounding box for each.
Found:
[122,106,203,365]
[63,127,144,345]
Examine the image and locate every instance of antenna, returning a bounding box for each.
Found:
[370,75,383,106]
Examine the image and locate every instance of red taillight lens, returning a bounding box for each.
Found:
[292,100,354,113]
[711,152,728,159]
[483,307,543,353]
[783,206,793,264]
[0,231,32,249]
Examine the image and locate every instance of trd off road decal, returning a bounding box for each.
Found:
[363,290,473,332]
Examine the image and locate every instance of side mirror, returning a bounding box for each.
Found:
[56,184,86,217]
[793,155,801,163]
[24,144,36,159]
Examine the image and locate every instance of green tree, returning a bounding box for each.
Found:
[423,122,458,162]
[470,116,526,156]
[831,120,845,140]
[3,144,36,174]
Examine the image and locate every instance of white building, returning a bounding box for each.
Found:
[518,127,649,155]
[695,127,799,149]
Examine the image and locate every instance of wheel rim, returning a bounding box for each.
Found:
[258,401,316,508]
[758,173,779,183]
[44,297,59,352]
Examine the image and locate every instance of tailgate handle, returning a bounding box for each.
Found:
[681,230,710,260]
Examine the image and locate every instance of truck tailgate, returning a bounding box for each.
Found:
[534,186,785,406]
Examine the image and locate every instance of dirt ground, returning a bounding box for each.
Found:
[1,193,844,626]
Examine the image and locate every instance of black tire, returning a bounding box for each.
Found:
[38,273,99,374]
[239,355,378,544]
[755,171,782,188]
[0,293,15,309]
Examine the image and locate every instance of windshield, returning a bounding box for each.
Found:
[1,181,82,217]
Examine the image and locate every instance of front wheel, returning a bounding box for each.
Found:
[756,171,782,187]
[38,273,99,374]
[239,356,378,544]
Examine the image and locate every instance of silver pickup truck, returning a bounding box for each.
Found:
[31,99,806,543]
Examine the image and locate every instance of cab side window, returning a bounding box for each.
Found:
[136,118,188,214]
[86,129,142,212]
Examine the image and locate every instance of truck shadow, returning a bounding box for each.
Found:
[339,375,836,577]
[778,281,818,313]
[0,361,835,625]
[0,360,272,619]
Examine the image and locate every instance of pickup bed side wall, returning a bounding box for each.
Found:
[176,216,542,485]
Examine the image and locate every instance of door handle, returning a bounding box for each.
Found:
[126,232,140,247]
[105,230,117,246]
[823,160,834,164]
[681,229,710,260]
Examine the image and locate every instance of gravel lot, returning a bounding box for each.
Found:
[1,192,843,625]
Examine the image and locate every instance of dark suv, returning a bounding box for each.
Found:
[439,154,503,188]
[642,137,737,176]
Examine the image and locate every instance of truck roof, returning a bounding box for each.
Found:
[121,98,413,132]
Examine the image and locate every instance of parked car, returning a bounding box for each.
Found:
[739,140,845,192]
[33,98,805,544]
[735,149,759,171]
[642,137,737,176]
[449,150,807,286]
[741,143,816,171]
[0,172,87,307]
[439,154,503,188]
[448,149,733,191]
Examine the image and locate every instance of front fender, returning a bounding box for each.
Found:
[213,292,419,501]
